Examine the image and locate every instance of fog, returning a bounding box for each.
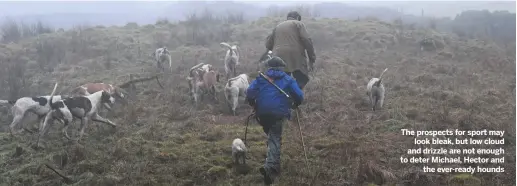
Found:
[0,1,514,28]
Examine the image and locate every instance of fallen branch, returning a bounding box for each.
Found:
[44,163,74,183]
[118,73,164,89]
[155,75,164,89]
[23,127,36,134]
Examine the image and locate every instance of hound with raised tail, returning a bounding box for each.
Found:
[187,63,220,103]
[0,95,65,137]
[193,63,216,80]
[366,68,388,111]
[187,63,217,83]
[37,83,117,145]
[192,70,220,107]
[187,63,206,81]
[154,47,172,72]
[220,42,241,78]
[224,73,249,116]
[187,63,206,101]
[232,138,247,165]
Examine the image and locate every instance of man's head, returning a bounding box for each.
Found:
[287,11,301,21]
[267,56,287,70]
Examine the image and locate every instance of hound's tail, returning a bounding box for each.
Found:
[221,42,240,65]
[189,63,205,73]
[227,76,241,86]
[220,42,233,50]
[49,83,59,109]
[168,56,172,69]
[227,79,233,87]
[188,63,206,80]
[374,68,388,87]
[0,100,15,105]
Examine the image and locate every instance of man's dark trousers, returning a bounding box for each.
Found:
[287,70,309,90]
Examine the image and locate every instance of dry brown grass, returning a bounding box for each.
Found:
[0,16,515,186]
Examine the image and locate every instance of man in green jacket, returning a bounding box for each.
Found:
[265,11,316,90]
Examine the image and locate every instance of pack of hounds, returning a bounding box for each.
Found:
[0,42,388,166]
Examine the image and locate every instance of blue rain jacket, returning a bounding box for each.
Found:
[246,69,304,119]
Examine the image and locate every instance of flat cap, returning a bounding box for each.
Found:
[267,56,287,68]
[287,11,302,21]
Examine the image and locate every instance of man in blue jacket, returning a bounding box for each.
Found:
[246,56,304,185]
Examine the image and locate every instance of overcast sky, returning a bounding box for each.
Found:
[245,1,516,17]
[0,1,514,18]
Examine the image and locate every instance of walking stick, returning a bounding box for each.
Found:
[244,111,255,148]
[295,108,309,168]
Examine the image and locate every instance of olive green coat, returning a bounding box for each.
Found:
[265,19,316,76]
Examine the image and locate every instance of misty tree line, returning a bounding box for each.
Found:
[0,6,515,44]
[0,6,515,47]
[180,9,245,46]
[0,18,54,43]
[449,10,515,46]
[0,8,515,46]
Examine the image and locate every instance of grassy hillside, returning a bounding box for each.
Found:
[0,16,515,186]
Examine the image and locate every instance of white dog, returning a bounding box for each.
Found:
[366,68,388,111]
[0,95,65,136]
[220,42,240,78]
[224,73,249,116]
[232,138,247,165]
[154,47,172,72]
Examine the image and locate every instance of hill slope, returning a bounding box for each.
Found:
[0,16,515,186]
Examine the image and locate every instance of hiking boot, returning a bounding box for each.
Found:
[259,167,273,185]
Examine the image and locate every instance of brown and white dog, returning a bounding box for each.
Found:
[188,63,216,81]
[37,83,117,145]
[187,63,220,106]
[187,63,220,103]
[193,70,219,106]
[69,83,128,118]
[70,83,128,105]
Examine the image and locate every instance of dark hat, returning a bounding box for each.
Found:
[287,11,301,21]
[267,56,287,68]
